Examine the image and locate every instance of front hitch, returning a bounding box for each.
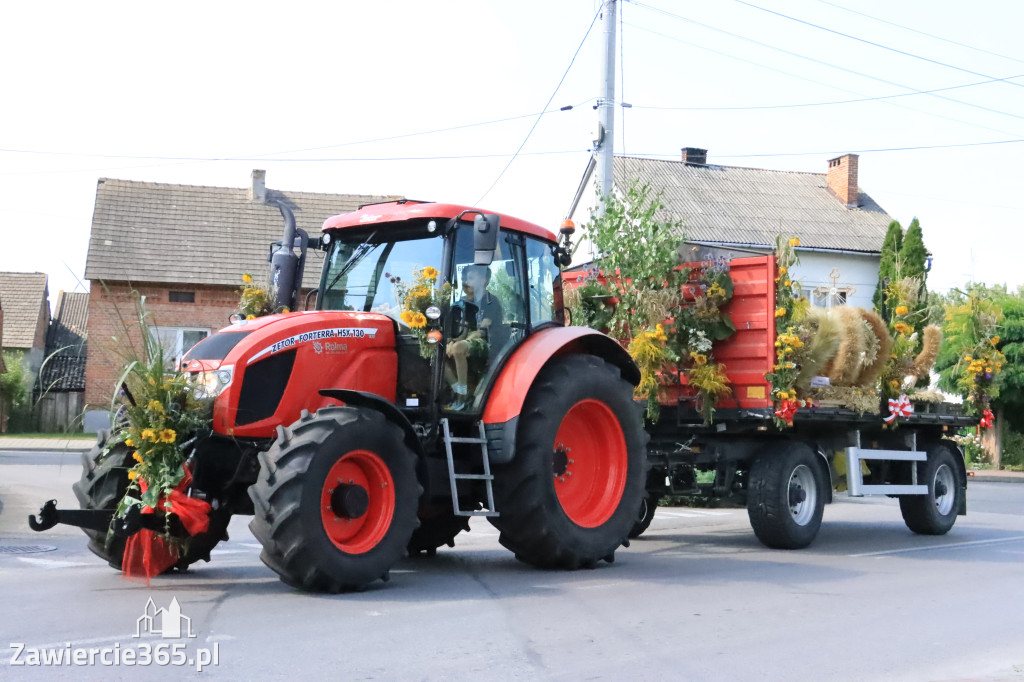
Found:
[28,500,167,535]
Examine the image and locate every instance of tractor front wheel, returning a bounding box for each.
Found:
[248,407,421,592]
[489,355,648,568]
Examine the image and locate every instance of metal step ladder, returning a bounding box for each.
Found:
[441,418,499,517]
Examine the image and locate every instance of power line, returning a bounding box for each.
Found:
[475,4,603,204]
[628,3,1024,137]
[631,74,1023,112]
[814,0,1024,67]
[734,0,1024,90]
[622,137,1024,160]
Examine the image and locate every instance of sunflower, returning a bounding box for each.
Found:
[159,428,176,443]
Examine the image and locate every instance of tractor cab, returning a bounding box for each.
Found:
[317,201,565,417]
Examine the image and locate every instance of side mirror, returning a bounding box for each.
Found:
[473,214,500,266]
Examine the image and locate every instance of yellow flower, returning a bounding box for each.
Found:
[411,312,428,328]
[893,322,913,335]
[421,266,439,280]
[242,273,253,284]
[124,438,134,447]
[990,336,1000,346]
[159,428,176,443]
[890,380,899,388]
[789,237,800,247]
[147,399,165,413]
[133,451,144,463]
[148,377,156,386]
[246,314,255,320]
[653,324,668,342]
[400,310,416,326]
[779,267,788,275]
[784,280,791,287]
[775,307,787,318]
[128,470,139,480]
[141,429,156,442]
[894,305,909,316]
[777,391,790,400]
[690,352,707,366]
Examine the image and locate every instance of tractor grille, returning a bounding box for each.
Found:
[236,349,296,426]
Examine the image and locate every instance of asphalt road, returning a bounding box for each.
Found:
[2,452,1023,681]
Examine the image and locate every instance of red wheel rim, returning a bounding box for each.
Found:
[553,399,628,527]
[320,450,395,554]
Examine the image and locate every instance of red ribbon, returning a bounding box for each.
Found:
[980,409,995,429]
[774,399,799,425]
[122,466,211,583]
[883,394,914,424]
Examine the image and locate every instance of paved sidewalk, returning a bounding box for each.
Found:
[969,469,1024,483]
[0,437,96,452]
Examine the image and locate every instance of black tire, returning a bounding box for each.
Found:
[628,493,659,539]
[407,506,471,557]
[747,442,825,549]
[488,355,648,568]
[72,435,133,568]
[899,443,964,535]
[248,407,422,592]
[72,434,232,571]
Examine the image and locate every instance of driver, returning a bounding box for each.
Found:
[446,265,509,410]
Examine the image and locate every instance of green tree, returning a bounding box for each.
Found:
[873,220,903,321]
[900,218,929,301]
[0,350,30,432]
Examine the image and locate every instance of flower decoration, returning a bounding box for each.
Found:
[236,273,284,319]
[394,266,450,358]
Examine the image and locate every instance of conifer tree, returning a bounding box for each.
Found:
[873,220,903,321]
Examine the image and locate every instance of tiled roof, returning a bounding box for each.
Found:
[84,177,401,289]
[614,157,892,253]
[0,272,49,350]
[42,291,88,391]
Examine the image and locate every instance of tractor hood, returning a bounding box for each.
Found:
[182,310,398,439]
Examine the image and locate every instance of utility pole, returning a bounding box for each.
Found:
[594,0,617,215]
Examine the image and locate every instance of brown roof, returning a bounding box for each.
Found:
[42,291,89,391]
[84,177,400,289]
[614,156,892,253]
[0,272,49,350]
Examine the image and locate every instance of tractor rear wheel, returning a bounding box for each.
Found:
[73,433,231,571]
[489,355,648,568]
[248,406,421,592]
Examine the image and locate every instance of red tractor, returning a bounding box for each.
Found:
[45,201,649,592]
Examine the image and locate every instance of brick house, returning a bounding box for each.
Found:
[569,149,894,310]
[82,171,398,431]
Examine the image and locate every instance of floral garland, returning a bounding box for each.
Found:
[765,236,811,427]
[393,266,449,358]
[236,272,287,319]
[944,292,1004,419]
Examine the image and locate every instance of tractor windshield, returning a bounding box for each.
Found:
[319,227,444,324]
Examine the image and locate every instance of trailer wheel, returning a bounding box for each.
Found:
[407,506,471,556]
[747,442,825,549]
[628,493,659,539]
[489,355,648,568]
[73,434,232,571]
[899,443,963,535]
[248,407,421,592]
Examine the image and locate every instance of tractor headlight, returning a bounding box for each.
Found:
[189,366,233,399]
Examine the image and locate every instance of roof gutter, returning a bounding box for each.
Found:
[685,240,880,257]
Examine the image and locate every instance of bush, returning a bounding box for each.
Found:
[1000,430,1024,470]
[952,428,987,468]
[0,351,32,432]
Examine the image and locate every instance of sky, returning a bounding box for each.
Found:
[2,0,1022,308]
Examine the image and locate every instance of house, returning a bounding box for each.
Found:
[0,272,51,374]
[37,291,89,432]
[82,170,399,432]
[569,149,893,310]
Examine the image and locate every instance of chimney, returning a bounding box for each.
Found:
[826,154,859,207]
[249,169,267,203]
[681,147,707,166]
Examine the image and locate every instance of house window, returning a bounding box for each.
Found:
[150,326,210,368]
[813,287,849,308]
[168,291,195,303]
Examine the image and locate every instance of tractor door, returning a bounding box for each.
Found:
[442,226,556,413]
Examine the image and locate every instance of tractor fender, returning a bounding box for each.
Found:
[481,326,639,464]
[318,389,426,460]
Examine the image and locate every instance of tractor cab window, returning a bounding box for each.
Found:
[524,235,561,327]
[319,228,444,324]
[444,227,528,412]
